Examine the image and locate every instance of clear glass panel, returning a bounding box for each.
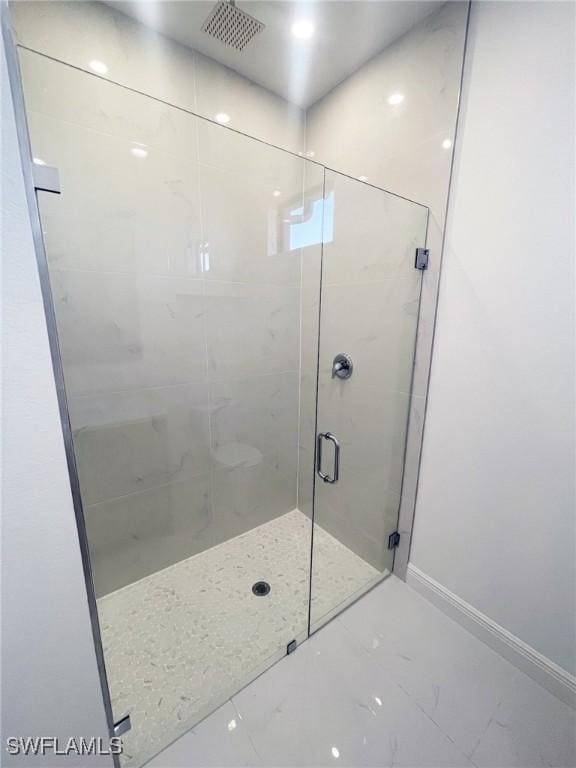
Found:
[20,50,322,767]
[310,169,428,631]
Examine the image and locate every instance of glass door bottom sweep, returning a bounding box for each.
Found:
[98,509,378,765]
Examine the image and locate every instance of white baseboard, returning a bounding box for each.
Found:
[406,563,576,710]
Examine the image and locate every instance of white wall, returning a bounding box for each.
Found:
[1,17,113,765]
[410,0,576,679]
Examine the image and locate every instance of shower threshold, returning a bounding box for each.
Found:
[97,509,383,766]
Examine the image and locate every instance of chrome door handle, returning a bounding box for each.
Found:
[316,433,329,482]
[316,432,340,484]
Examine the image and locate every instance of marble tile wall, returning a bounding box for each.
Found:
[13,0,469,595]
[9,0,305,154]
[304,2,469,576]
[20,49,321,596]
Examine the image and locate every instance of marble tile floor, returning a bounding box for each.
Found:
[148,575,576,768]
[97,509,381,767]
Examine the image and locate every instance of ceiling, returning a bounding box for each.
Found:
[105,1,440,108]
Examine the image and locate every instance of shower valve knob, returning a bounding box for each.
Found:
[332,353,353,380]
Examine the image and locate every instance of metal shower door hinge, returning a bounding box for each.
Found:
[287,639,297,655]
[415,247,429,270]
[32,163,60,194]
[388,531,401,550]
[113,714,131,737]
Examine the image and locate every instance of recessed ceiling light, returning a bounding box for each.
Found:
[387,92,404,106]
[130,146,148,158]
[33,157,46,166]
[89,59,108,75]
[292,20,314,40]
[272,189,281,197]
[215,112,231,125]
[358,175,368,182]
[442,138,452,149]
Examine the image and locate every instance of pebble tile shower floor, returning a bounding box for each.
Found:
[97,509,381,766]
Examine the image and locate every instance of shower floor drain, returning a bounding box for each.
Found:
[252,581,270,597]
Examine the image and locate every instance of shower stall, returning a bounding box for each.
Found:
[15,22,431,768]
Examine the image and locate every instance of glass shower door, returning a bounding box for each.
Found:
[309,170,428,631]
[19,48,323,768]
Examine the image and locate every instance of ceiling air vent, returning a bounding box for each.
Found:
[201,1,265,51]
